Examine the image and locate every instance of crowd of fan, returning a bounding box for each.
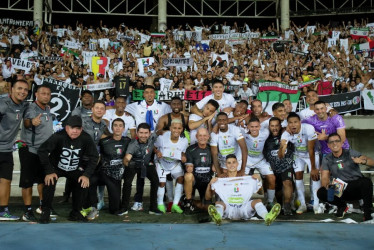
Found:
[0,18,373,106]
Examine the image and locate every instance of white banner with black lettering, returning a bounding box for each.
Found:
[157,90,185,101]
[9,57,38,72]
[0,18,34,26]
[162,58,193,67]
[82,82,114,91]
[185,31,202,42]
[64,40,82,49]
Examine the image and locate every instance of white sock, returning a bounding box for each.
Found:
[255,202,268,219]
[166,180,174,202]
[173,183,183,205]
[312,180,321,206]
[216,204,224,217]
[267,189,275,204]
[97,186,105,201]
[157,186,165,205]
[295,180,306,206]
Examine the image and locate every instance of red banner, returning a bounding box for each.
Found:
[184,90,212,101]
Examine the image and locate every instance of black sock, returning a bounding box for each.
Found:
[24,205,32,212]
[0,206,8,212]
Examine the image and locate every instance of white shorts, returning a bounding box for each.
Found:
[293,154,320,173]
[245,157,274,176]
[156,162,184,183]
[223,200,256,220]
[220,159,243,171]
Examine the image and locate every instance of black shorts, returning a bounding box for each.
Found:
[0,151,14,180]
[19,147,45,188]
[275,168,294,192]
[193,180,211,205]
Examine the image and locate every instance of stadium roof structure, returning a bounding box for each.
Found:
[0,0,373,19]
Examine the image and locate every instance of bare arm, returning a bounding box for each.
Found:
[237,138,248,175]
[211,146,222,175]
[123,153,133,167]
[321,169,330,188]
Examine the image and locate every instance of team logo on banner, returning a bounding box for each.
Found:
[41,78,81,123]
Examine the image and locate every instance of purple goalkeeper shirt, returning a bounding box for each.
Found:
[302,114,350,154]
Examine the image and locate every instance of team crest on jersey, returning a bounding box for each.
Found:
[337,160,344,169]
[274,139,279,145]
[116,148,122,155]
[234,183,239,193]
[223,139,228,145]
[253,141,258,148]
[297,136,302,143]
[201,156,206,162]
[154,110,159,115]
[169,151,175,157]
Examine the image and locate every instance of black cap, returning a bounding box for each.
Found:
[66,115,82,128]
[89,72,94,76]
[81,90,93,97]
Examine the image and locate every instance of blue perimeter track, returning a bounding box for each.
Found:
[1,222,374,249]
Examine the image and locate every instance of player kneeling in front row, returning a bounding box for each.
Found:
[154,119,189,214]
[205,154,281,226]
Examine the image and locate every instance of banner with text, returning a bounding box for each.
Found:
[42,78,81,122]
[184,90,212,101]
[82,82,114,91]
[132,89,159,101]
[162,58,193,67]
[259,80,299,94]
[9,57,38,72]
[0,18,34,27]
[30,56,64,62]
[318,91,361,114]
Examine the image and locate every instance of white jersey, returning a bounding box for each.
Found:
[281,123,317,158]
[243,129,269,159]
[125,100,171,132]
[196,93,236,112]
[299,106,331,120]
[210,124,244,164]
[211,176,262,220]
[154,131,189,171]
[103,109,136,138]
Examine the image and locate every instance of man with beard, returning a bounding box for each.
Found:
[0,80,29,220]
[19,85,54,221]
[279,113,321,214]
[72,90,94,119]
[263,117,295,215]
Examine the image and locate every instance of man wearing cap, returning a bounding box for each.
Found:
[72,90,94,118]
[37,115,99,223]
[0,79,29,221]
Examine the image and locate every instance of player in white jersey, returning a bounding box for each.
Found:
[154,119,189,214]
[191,80,236,116]
[244,117,276,206]
[188,99,219,145]
[298,90,333,120]
[125,86,171,132]
[205,155,281,225]
[279,112,321,214]
[103,96,136,139]
[210,112,247,175]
